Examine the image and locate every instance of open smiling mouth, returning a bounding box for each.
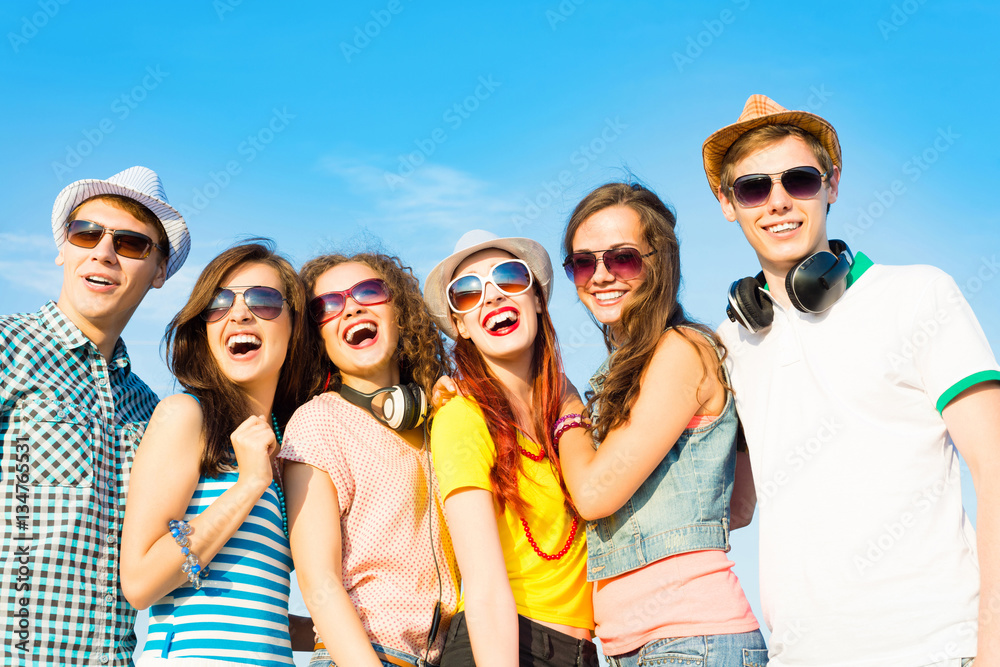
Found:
[85,276,115,287]
[483,308,519,335]
[767,221,802,234]
[344,321,378,346]
[228,334,262,357]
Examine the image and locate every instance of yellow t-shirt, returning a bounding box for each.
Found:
[431,397,594,630]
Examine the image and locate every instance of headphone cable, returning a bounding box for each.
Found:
[423,419,443,663]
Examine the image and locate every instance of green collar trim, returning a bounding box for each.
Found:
[845,251,873,289]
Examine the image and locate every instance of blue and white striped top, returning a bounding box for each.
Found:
[139,472,294,666]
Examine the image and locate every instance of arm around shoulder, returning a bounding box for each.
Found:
[562,329,724,520]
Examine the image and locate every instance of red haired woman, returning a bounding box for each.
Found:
[424,231,597,667]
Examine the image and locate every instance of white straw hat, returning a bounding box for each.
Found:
[51,166,190,280]
[424,229,553,340]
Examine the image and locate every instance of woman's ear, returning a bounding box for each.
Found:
[452,313,471,339]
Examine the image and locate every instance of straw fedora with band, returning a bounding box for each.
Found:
[424,229,553,340]
[702,94,842,200]
[51,165,190,280]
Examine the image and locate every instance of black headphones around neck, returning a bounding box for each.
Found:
[726,239,854,334]
[338,382,428,432]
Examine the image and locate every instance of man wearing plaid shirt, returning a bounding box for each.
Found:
[1,167,190,666]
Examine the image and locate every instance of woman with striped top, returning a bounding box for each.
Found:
[121,241,313,665]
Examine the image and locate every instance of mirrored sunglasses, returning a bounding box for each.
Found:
[562,247,654,287]
[308,278,392,325]
[447,259,533,314]
[65,219,166,260]
[730,166,827,208]
[201,286,287,322]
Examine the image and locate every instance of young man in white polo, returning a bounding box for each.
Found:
[1,166,190,666]
[704,95,1000,667]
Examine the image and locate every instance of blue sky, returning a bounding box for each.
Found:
[2,1,998,661]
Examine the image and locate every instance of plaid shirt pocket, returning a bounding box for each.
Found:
[20,399,94,487]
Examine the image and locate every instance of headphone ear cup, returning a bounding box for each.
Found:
[383,383,428,431]
[411,384,428,429]
[785,267,807,313]
[728,274,773,333]
[786,249,850,313]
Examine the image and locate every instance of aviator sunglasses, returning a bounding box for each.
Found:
[309,278,392,325]
[201,286,287,322]
[65,219,167,259]
[447,259,534,314]
[729,166,828,208]
[563,247,655,287]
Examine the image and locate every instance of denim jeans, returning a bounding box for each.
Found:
[308,643,430,667]
[440,611,599,666]
[604,630,768,667]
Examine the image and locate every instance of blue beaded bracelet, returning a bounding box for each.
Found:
[168,519,210,589]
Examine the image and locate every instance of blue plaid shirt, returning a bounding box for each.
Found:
[1,302,159,666]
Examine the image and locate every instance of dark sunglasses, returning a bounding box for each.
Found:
[201,286,287,322]
[729,166,828,208]
[563,247,654,287]
[309,278,391,325]
[447,259,533,314]
[65,219,166,260]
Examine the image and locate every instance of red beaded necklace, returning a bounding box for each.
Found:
[515,432,576,560]
[518,444,546,462]
[520,515,579,561]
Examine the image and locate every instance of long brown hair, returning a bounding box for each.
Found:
[563,182,728,441]
[451,281,571,515]
[164,240,310,476]
[298,252,449,399]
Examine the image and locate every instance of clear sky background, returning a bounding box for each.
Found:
[2,1,998,663]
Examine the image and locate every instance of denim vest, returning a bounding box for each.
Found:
[585,328,738,581]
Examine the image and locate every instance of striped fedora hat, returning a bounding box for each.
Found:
[51,166,190,280]
[702,94,842,200]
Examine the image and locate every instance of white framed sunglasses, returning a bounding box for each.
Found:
[446,259,534,314]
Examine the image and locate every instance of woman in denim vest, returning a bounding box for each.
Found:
[557,182,768,667]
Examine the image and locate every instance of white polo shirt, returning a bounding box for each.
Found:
[718,253,1000,667]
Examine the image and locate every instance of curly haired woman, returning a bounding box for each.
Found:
[279,252,460,667]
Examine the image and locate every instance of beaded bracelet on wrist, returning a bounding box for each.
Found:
[554,413,583,431]
[168,519,210,589]
[552,419,588,455]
